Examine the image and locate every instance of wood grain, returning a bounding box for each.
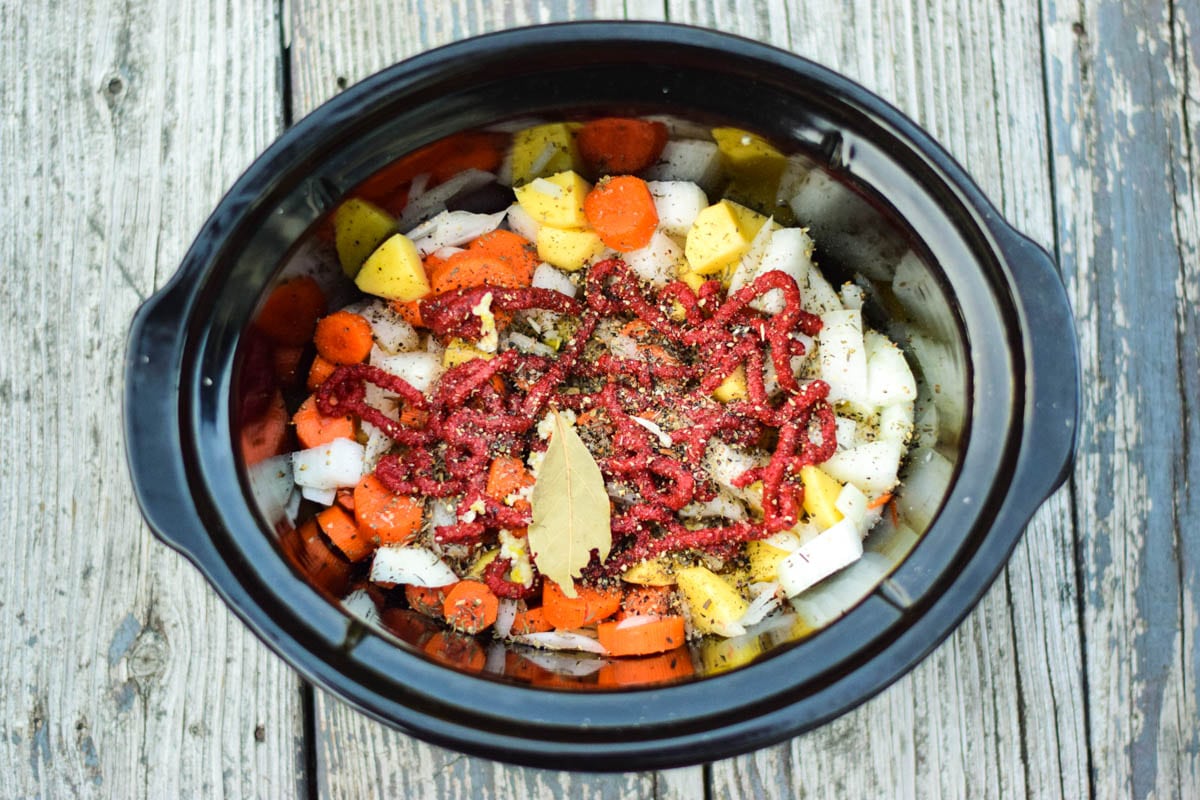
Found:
[0,0,305,797]
[1043,0,1200,795]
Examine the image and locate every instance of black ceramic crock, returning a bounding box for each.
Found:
[124,22,1079,769]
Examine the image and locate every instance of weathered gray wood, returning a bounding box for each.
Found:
[1043,0,1200,796]
[0,1,306,797]
[663,0,1092,796]
[289,1,687,796]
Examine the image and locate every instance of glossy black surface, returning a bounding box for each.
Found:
[124,22,1079,769]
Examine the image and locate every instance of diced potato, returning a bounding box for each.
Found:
[511,123,581,184]
[443,338,494,368]
[676,261,707,292]
[675,566,749,636]
[712,365,748,403]
[727,200,769,240]
[354,233,430,302]
[746,539,793,582]
[712,127,787,180]
[536,226,605,271]
[335,199,396,278]
[513,170,591,228]
[621,558,677,586]
[800,465,844,530]
[684,200,753,275]
[700,632,764,674]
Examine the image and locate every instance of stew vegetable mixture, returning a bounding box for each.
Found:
[250,116,919,668]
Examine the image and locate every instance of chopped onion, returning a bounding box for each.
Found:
[640,139,722,191]
[300,485,336,506]
[408,172,430,200]
[898,447,954,531]
[821,439,903,497]
[630,415,672,446]
[679,492,747,522]
[777,518,865,597]
[340,589,381,626]
[520,651,606,677]
[369,547,459,587]
[428,497,458,530]
[738,583,783,627]
[398,168,494,229]
[371,349,444,394]
[409,209,507,255]
[292,437,364,490]
[865,330,917,407]
[513,631,609,655]
[817,309,869,404]
[531,262,578,297]
[614,614,660,630]
[505,202,539,240]
[354,302,419,354]
[247,454,294,520]
[527,144,558,181]
[622,230,681,286]
[494,598,519,639]
[834,482,869,535]
[645,181,709,237]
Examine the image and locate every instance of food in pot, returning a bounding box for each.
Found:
[250,117,920,666]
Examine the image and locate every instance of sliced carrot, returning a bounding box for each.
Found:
[429,250,530,295]
[335,488,356,512]
[469,229,540,284]
[380,607,442,649]
[596,646,695,687]
[306,354,338,391]
[314,310,374,365]
[541,581,623,630]
[485,456,535,510]
[618,585,674,619]
[254,276,327,346]
[239,388,289,466]
[867,492,894,510]
[442,580,500,634]
[510,604,553,635]
[422,631,487,671]
[428,130,507,182]
[398,401,429,429]
[583,175,659,252]
[405,584,451,619]
[391,299,425,328]
[317,505,373,562]
[619,319,651,340]
[272,344,306,388]
[292,394,355,449]
[279,519,354,597]
[597,615,686,657]
[577,117,669,176]
[353,474,423,546]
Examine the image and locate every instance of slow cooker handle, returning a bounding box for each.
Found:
[124,281,209,558]
[998,229,1080,498]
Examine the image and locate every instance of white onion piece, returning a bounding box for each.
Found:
[879,401,916,444]
[371,349,443,394]
[821,439,903,497]
[360,421,392,472]
[606,333,640,360]
[834,416,859,451]
[353,302,419,354]
[631,415,672,446]
[340,589,381,626]
[679,492,747,522]
[408,172,430,200]
[531,262,578,297]
[726,216,776,297]
[803,266,844,316]
[370,547,458,588]
[409,209,507,255]
[898,447,954,531]
[865,330,917,407]
[284,488,302,525]
[505,202,540,240]
[834,482,870,535]
[484,642,507,675]
[622,230,680,286]
[494,598,519,639]
[398,168,494,229]
[640,139,722,191]
[292,437,365,490]
[739,584,783,627]
[763,530,802,552]
[817,309,869,404]
[429,497,458,529]
[789,552,891,628]
[645,180,708,237]
[709,619,747,638]
[704,440,763,494]
[300,485,337,506]
[520,651,606,677]
[527,143,558,181]
[750,228,814,314]
[777,518,865,597]
[839,282,865,310]
[513,631,609,655]
[247,454,294,519]
[503,330,555,357]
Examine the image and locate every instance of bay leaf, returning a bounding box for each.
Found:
[527,410,612,599]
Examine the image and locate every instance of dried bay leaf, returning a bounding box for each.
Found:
[527,410,612,599]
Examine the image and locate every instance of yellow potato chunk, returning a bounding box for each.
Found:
[334,199,395,278]
[354,233,430,302]
[511,123,582,184]
[676,261,708,293]
[684,200,755,275]
[700,633,765,674]
[536,226,604,271]
[800,465,845,530]
[746,539,792,582]
[443,338,493,368]
[675,566,749,635]
[513,170,591,228]
[712,365,748,403]
[712,127,786,181]
[620,558,676,586]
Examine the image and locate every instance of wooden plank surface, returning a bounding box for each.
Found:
[0,1,305,797]
[1042,0,1200,796]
